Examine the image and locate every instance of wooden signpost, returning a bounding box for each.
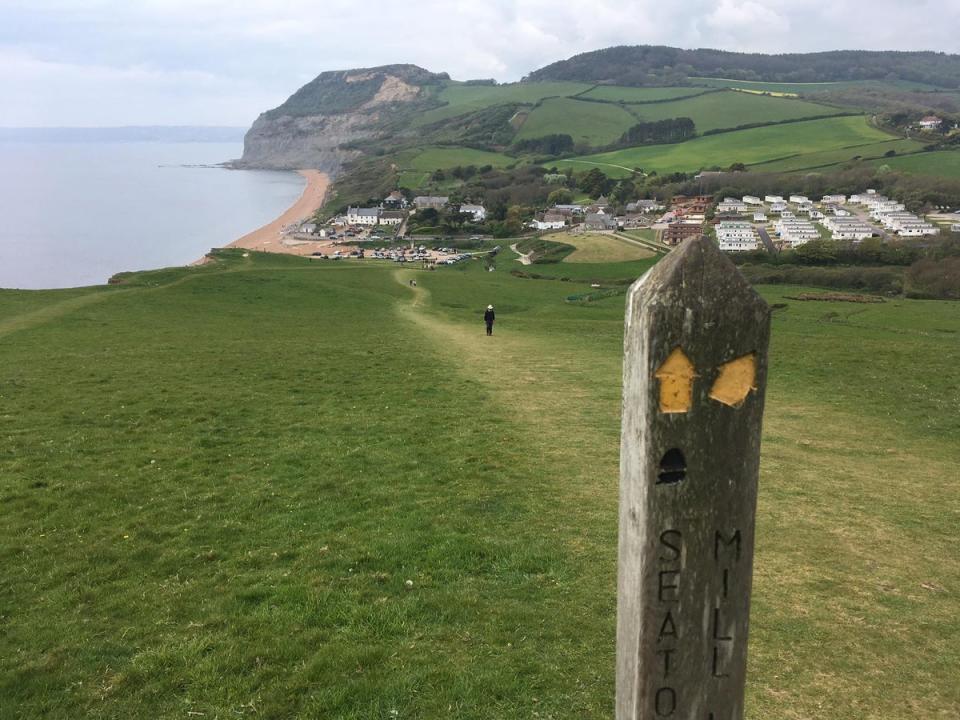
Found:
[617,236,771,720]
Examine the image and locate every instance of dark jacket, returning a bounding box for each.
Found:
[484,309,495,324]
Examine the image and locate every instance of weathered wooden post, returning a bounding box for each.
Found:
[617,236,770,720]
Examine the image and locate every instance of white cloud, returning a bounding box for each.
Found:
[1,0,959,125]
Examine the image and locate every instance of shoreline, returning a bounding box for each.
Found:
[196,169,332,262]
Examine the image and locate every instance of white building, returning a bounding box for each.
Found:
[378,210,406,226]
[530,218,565,230]
[820,216,875,241]
[346,207,380,225]
[952,224,960,233]
[716,221,760,252]
[459,204,487,222]
[765,195,784,204]
[822,194,847,204]
[717,197,748,213]
[770,201,788,214]
[918,116,943,131]
[789,195,810,205]
[743,195,763,206]
[776,218,819,248]
[753,212,767,222]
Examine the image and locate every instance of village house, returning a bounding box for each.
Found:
[459,204,487,222]
[770,201,788,214]
[764,195,784,204]
[715,221,760,252]
[378,210,406,226]
[753,212,767,223]
[554,204,586,214]
[530,211,567,230]
[662,221,702,246]
[626,199,664,213]
[918,116,943,131]
[346,207,380,226]
[671,195,713,215]
[382,190,408,209]
[584,213,617,231]
[775,218,819,248]
[413,196,449,210]
[742,195,763,206]
[789,195,810,205]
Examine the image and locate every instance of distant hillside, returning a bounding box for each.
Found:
[525,46,960,89]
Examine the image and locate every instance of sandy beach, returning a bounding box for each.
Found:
[218,169,332,257]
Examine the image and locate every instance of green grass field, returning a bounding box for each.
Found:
[689,77,941,94]
[627,90,840,132]
[414,81,593,126]
[578,86,708,103]
[515,97,637,146]
[539,232,656,263]
[751,138,929,173]
[403,146,515,171]
[1,250,958,718]
[869,150,960,178]
[552,116,897,177]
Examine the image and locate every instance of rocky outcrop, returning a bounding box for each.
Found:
[236,64,447,173]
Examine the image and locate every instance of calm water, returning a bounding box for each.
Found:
[0,142,306,289]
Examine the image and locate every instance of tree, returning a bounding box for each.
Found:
[580,168,611,198]
[548,188,573,205]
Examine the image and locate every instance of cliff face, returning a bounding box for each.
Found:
[237,64,448,173]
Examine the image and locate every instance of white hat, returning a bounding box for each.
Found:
[487,305,493,310]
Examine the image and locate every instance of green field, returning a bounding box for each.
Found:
[515,97,637,146]
[2,250,958,718]
[751,138,929,173]
[552,116,897,177]
[689,77,941,94]
[403,145,515,171]
[626,90,839,133]
[579,86,708,103]
[869,150,960,178]
[414,81,593,125]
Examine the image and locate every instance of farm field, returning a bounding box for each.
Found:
[515,97,637,146]
[689,77,942,94]
[414,81,593,125]
[551,116,898,177]
[751,138,929,172]
[578,85,709,103]
[544,232,656,263]
[625,89,840,133]
[868,149,960,178]
[1,251,958,718]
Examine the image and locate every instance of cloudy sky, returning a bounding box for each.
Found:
[2,0,958,127]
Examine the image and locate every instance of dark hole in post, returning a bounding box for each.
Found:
[657,448,686,484]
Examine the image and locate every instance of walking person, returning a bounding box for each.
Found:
[484,304,495,336]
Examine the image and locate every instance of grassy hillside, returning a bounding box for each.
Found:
[690,77,942,94]
[514,97,637,146]
[869,150,960,178]
[750,138,928,173]
[624,89,841,132]
[1,250,957,718]
[414,81,593,126]
[551,116,898,177]
[403,146,516,171]
[579,86,708,103]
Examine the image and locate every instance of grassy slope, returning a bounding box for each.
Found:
[515,97,637,146]
[552,116,896,177]
[546,233,656,263]
[1,252,958,718]
[869,150,960,178]
[751,138,928,173]
[627,90,841,132]
[689,77,941,93]
[579,86,707,103]
[414,81,593,125]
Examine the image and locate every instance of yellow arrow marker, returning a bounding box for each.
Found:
[709,352,757,408]
[654,347,697,413]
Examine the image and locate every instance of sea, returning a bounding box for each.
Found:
[0,139,306,289]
